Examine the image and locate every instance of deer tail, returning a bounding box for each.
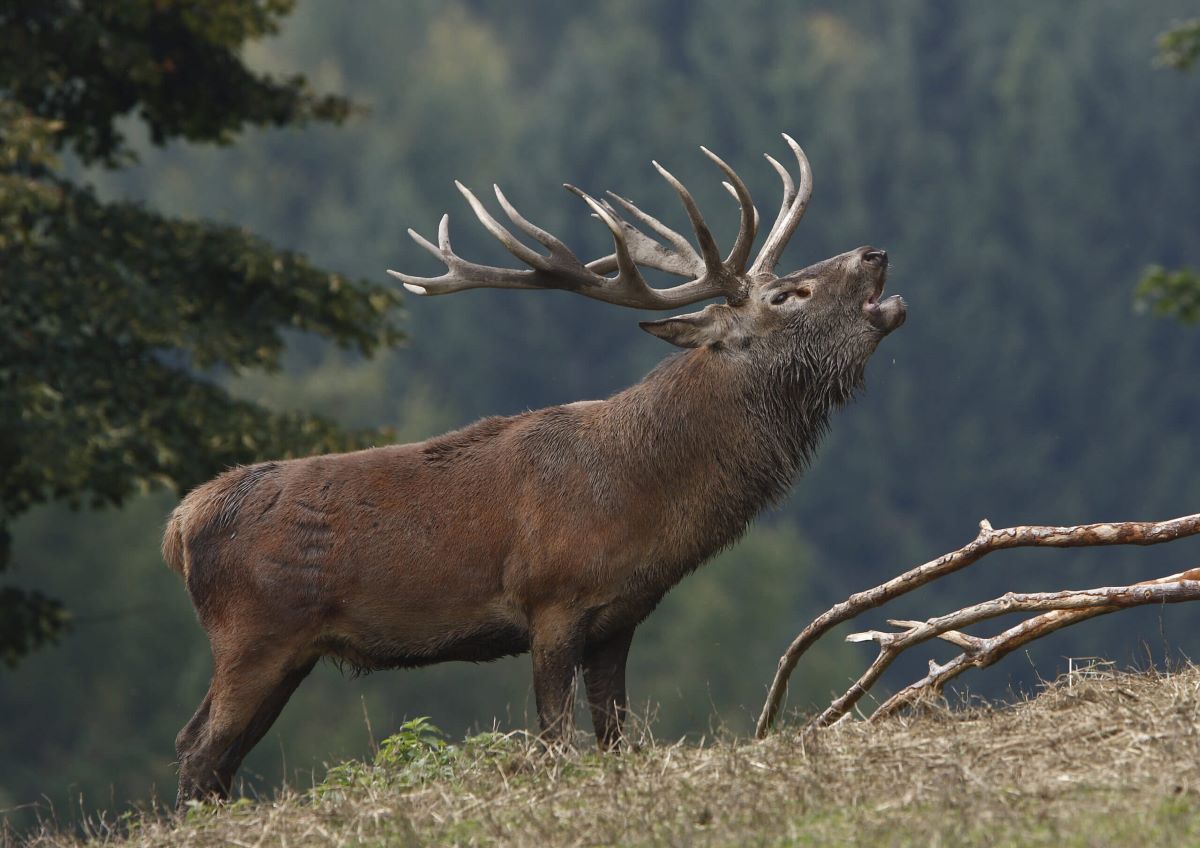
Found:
[162,504,188,578]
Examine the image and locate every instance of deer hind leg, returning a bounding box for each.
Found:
[175,646,312,809]
[582,627,634,750]
[175,686,214,764]
[210,658,317,793]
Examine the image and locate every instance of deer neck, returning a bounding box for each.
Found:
[610,346,857,531]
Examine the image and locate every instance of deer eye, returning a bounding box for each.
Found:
[770,286,812,306]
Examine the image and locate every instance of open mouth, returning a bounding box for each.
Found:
[864,275,886,308]
[862,273,906,333]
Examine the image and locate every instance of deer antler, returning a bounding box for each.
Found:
[750,134,813,276]
[388,137,810,310]
[586,147,760,284]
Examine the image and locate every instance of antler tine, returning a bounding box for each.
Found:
[585,200,702,278]
[760,153,796,245]
[589,140,759,283]
[566,186,644,283]
[491,184,671,284]
[561,182,746,307]
[700,146,758,273]
[651,160,725,275]
[604,191,701,270]
[722,183,761,237]
[387,211,546,295]
[749,134,813,275]
[565,183,726,308]
[454,181,547,269]
[493,185,573,259]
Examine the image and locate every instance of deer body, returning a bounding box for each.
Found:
[168,136,905,806]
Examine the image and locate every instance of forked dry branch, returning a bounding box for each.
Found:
[754,513,1200,738]
[825,568,1200,727]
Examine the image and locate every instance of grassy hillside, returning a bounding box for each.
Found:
[10,666,1200,847]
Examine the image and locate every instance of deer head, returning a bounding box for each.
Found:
[388,134,905,367]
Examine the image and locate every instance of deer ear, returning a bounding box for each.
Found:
[639,305,729,349]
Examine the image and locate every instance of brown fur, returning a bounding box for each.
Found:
[167,245,904,807]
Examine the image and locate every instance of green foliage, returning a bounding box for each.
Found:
[0,586,65,669]
[373,718,449,771]
[1138,19,1200,326]
[319,717,452,793]
[0,0,355,166]
[0,3,402,665]
[1136,265,1200,325]
[1,103,401,520]
[0,104,403,518]
[1158,18,1200,70]
[315,719,526,799]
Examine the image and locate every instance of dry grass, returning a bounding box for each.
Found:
[11,665,1200,847]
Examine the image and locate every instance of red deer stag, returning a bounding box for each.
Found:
[164,135,906,805]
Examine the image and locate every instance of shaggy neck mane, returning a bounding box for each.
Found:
[601,343,865,562]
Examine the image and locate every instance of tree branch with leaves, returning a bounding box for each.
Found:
[1134,19,1200,324]
[0,1,402,666]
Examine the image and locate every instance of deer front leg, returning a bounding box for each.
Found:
[530,607,586,746]
[583,627,634,750]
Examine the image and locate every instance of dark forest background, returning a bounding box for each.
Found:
[2,0,1199,829]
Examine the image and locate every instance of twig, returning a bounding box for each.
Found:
[884,619,981,651]
[816,569,1200,728]
[754,512,1200,738]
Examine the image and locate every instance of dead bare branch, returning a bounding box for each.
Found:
[754,513,1200,738]
[868,567,1200,720]
[817,569,1200,728]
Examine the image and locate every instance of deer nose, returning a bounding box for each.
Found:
[861,248,887,268]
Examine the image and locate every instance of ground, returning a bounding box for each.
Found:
[11,666,1200,847]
